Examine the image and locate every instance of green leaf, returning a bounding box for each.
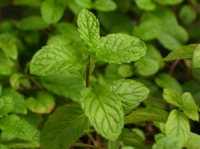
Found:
[74,0,92,9]
[10,73,31,89]
[95,33,146,64]
[0,51,15,75]
[80,87,124,140]
[121,128,146,148]
[108,138,121,149]
[41,104,89,149]
[27,91,55,114]
[153,136,184,149]
[179,5,197,24]
[30,44,83,76]
[154,0,183,5]
[164,44,197,61]
[185,133,200,149]
[118,64,134,78]
[77,9,100,48]
[192,44,200,69]
[13,0,41,7]
[135,0,156,11]
[0,88,27,117]
[41,73,84,101]
[0,144,9,149]
[110,79,149,113]
[41,0,65,24]
[155,73,182,93]
[93,0,117,12]
[163,89,199,121]
[181,92,199,121]
[125,107,168,124]
[165,109,190,143]
[18,16,48,30]
[0,114,40,148]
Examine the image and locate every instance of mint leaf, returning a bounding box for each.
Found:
[0,114,40,148]
[153,136,184,149]
[155,73,182,93]
[77,9,100,48]
[30,44,83,76]
[93,0,117,12]
[0,88,27,116]
[154,0,183,5]
[166,109,190,143]
[95,33,146,64]
[135,0,156,11]
[192,44,200,69]
[164,44,197,61]
[185,133,200,149]
[110,79,149,113]
[18,16,48,30]
[26,91,55,114]
[179,5,197,24]
[81,87,124,140]
[41,0,65,24]
[41,104,89,149]
[163,89,199,121]
[74,0,92,9]
[125,107,168,124]
[41,73,84,101]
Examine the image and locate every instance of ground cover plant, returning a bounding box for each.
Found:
[0,0,200,149]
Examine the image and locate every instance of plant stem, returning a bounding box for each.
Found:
[148,96,172,105]
[86,55,91,88]
[73,143,103,149]
[168,60,180,75]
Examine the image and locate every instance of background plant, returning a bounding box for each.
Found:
[0,0,200,149]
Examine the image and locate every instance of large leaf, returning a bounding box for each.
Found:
[41,104,90,149]
[80,86,124,140]
[165,110,190,143]
[77,9,100,48]
[95,33,146,64]
[30,44,83,76]
[125,107,168,124]
[110,79,149,113]
[0,114,40,148]
[41,0,65,24]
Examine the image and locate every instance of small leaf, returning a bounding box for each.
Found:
[74,0,92,9]
[0,88,27,117]
[27,91,55,114]
[125,107,168,124]
[81,86,124,140]
[154,0,183,5]
[192,44,200,69]
[95,33,146,64]
[164,44,197,61]
[0,114,40,148]
[41,0,65,24]
[165,109,190,143]
[77,9,100,48]
[155,73,182,93]
[41,104,89,149]
[110,79,149,113]
[18,16,48,30]
[163,89,199,121]
[153,136,184,149]
[179,5,197,24]
[93,0,117,12]
[135,0,156,11]
[30,44,83,76]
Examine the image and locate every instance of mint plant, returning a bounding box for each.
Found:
[0,0,200,149]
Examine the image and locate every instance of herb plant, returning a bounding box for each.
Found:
[0,0,200,149]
